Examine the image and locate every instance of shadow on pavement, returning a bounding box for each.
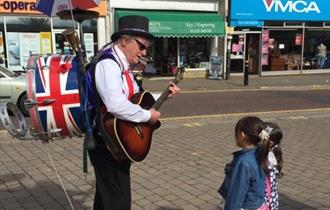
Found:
[280,193,317,210]
[0,173,93,209]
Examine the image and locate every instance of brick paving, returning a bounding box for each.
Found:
[0,74,330,210]
[1,110,329,210]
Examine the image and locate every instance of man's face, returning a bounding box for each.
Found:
[124,36,151,65]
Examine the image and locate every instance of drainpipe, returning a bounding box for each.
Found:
[105,0,111,44]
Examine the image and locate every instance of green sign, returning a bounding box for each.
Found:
[115,9,225,37]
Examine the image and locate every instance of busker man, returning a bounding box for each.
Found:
[87,15,180,210]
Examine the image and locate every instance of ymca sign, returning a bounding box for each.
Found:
[263,0,320,13]
[230,0,330,22]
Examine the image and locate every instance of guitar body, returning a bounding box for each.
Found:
[102,92,161,163]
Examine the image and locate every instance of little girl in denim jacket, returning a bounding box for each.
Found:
[258,122,283,210]
[218,116,270,210]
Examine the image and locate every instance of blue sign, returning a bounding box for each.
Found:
[230,0,330,22]
[230,20,265,27]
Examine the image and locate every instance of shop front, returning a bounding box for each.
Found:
[229,0,330,76]
[114,9,225,76]
[0,0,106,71]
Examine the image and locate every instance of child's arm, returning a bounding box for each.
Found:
[224,163,250,210]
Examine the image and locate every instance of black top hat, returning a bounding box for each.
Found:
[111,15,155,42]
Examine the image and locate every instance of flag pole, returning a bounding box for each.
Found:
[68,0,76,30]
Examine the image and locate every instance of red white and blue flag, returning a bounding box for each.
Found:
[28,55,84,139]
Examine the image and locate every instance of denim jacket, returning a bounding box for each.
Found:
[218,147,265,210]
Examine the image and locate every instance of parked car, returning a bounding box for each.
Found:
[0,66,29,116]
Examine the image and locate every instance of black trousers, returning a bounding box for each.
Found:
[88,133,131,210]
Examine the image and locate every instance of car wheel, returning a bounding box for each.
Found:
[18,93,29,117]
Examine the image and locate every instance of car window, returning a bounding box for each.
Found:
[0,66,16,77]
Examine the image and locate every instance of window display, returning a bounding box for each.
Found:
[179,38,210,68]
[262,28,303,71]
[303,29,330,70]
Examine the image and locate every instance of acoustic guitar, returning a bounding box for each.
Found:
[101,66,185,163]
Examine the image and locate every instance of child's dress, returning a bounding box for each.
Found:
[258,151,279,210]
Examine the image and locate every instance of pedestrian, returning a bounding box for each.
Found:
[258,122,283,210]
[316,43,327,69]
[87,15,180,210]
[218,116,268,210]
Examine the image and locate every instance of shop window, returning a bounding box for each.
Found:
[165,38,178,75]
[284,21,303,27]
[81,19,98,59]
[179,38,210,68]
[230,34,245,73]
[5,17,51,71]
[262,29,303,72]
[303,29,330,70]
[6,16,51,32]
[52,17,78,29]
[305,22,324,27]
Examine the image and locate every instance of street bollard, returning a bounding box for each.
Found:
[244,60,249,86]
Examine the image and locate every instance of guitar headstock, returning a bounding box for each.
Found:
[174,65,187,83]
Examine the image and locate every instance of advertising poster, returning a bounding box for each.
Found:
[84,33,94,60]
[19,33,41,68]
[261,54,269,66]
[262,30,269,42]
[7,32,21,68]
[261,30,269,65]
[232,44,240,53]
[295,34,302,46]
[262,30,269,53]
[40,32,52,55]
[0,32,4,67]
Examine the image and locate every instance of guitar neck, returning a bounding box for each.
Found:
[152,79,179,110]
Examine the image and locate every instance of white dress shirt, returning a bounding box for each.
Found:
[95,45,151,123]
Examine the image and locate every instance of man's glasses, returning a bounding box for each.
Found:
[134,38,149,51]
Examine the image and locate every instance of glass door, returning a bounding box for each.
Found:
[246,33,261,75]
[230,34,245,73]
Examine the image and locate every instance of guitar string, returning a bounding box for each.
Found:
[46,144,75,210]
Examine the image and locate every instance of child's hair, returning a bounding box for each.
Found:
[259,122,284,177]
[235,116,265,146]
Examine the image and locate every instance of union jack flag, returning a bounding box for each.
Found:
[27,55,84,139]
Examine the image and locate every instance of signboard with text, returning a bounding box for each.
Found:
[0,0,106,16]
[19,33,40,68]
[208,56,223,80]
[230,0,330,23]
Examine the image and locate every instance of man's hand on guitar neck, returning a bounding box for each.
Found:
[167,82,181,98]
[148,108,161,124]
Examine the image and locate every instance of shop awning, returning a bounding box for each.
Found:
[115,9,225,38]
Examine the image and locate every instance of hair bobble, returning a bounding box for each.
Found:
[258,130,269,141]
[271,144,279,150]
[265,126,273,135]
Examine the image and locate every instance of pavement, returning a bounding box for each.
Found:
[142,73,330,92]
[0,73,329,210]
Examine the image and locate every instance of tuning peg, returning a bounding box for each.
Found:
[41,99,56,105]
[24,99,37,109]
